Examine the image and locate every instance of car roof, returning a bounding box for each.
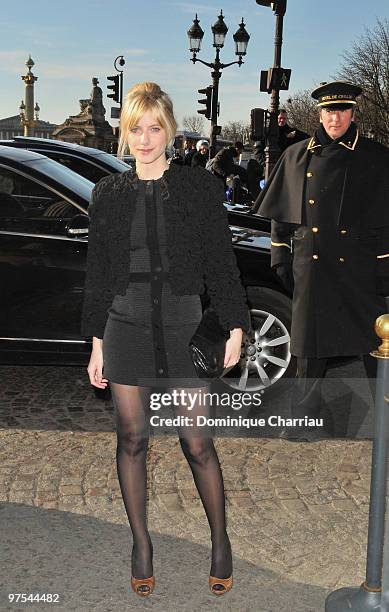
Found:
[11,136,106,157]
[0,137,131,174]
[0,144,49,163]
[0,144,93,201]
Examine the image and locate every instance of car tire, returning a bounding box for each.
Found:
[220,286,296,394]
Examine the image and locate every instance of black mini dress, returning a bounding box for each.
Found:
[102,178,205,387]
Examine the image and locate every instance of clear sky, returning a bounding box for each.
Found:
[0,0,387,133]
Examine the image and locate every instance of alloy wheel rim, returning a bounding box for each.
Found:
[221,308,291,391]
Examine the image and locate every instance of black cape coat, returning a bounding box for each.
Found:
[254,125,389,358]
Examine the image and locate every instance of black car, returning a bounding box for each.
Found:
[0,146,292,391]
[223,203,292,390]
[0,136,131,183]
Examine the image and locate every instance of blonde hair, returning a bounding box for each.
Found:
[117,82,177,158]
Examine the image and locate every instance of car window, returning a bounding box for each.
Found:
[44,152,109,183]
[24,157,92,204]
[93,152,130,172]
[0,167,78,220]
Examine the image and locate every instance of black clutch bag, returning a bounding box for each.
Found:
[189,308,229,379]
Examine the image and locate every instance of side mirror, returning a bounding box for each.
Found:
[66,214,89,236]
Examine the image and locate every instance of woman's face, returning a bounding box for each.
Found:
[127,110,168,165]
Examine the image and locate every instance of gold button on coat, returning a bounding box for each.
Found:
[340,230,347,234]
[308,199,315,205]
[313,254,319,260]
[339,257,345,262]
[307,171,313,177]
[312,227,319,233]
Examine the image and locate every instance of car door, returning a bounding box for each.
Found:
[0,164,88,344]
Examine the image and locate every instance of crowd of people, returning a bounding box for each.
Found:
[169,108,310,203]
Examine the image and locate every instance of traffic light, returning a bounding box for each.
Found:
[267,67,291,91]
[255,0,287,15]
[197,86,212,120]
[260,70,270,93]
[107,75,120,104]
[250,108,266,141]
[259,68,291,92]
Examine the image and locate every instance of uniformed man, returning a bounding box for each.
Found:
[254,81,389,440]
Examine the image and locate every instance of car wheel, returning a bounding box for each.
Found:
[221,286,295,392]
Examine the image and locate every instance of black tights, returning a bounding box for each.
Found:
[111,383,232,583]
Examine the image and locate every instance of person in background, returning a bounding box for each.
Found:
[191,139,210,168]
[212,141,247,186]
[246,141,265,201]
[256,81,389,441]
[278,109,309,153]
[169,148,184,165]
[183,139,196,166]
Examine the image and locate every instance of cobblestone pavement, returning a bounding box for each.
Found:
[0,364,376,611]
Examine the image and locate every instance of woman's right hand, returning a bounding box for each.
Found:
[87,337,109,388]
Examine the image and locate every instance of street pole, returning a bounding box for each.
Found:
[210,51,222,159]
[119,71,123,111]
[325,314,389,612]
[108,56,125,153]
[265,1,286,180]
[113,55,125,113]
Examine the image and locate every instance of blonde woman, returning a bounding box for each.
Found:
[81,82,249,597]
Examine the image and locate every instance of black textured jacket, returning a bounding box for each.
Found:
[191,150,207,168]
[81,163,249,339]
[212,146,247,183]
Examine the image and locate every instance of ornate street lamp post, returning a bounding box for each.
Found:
[19,55,40,137]
[187,11,250,159]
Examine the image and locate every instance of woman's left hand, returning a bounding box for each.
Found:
[224,328,243,369]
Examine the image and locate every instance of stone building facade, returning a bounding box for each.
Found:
[52,78,116,151]
[0,115,56,139]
